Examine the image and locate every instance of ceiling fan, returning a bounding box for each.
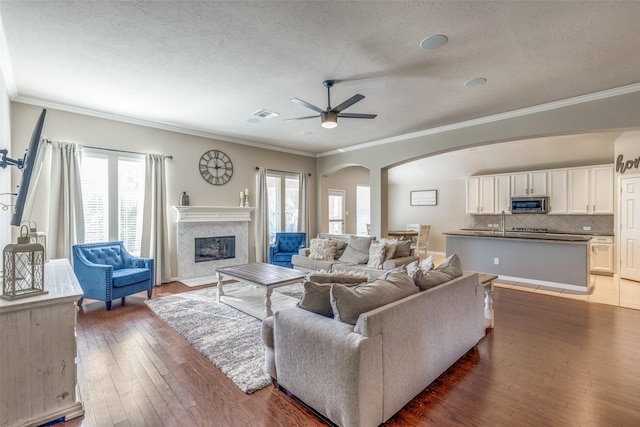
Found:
[285,80,377,129]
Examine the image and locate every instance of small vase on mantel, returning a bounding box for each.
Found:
[179,192,190,206]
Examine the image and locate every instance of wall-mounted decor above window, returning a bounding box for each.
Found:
[410,190,437,206]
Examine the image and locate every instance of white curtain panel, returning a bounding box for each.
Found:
[298,172,309,243]
[47,141,85,261]
[142,153,170,285]
[254,167,269,263]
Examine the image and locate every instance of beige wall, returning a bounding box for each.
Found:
[321,166,369,235]
[0,68,10,249]
[9,102,316,279]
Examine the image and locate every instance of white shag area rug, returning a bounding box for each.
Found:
[145,283,303,393]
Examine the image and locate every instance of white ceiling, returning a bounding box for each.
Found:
[1,1,639,156]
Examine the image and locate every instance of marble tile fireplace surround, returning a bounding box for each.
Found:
[174,206,254,280]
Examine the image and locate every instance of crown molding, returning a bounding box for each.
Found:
[317,82,640,157]
[12,96,316,158]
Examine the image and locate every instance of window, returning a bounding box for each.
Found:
[328,189,345,234]
[80,150,145,255]
[267,172,299,244]
[356,185,370,235]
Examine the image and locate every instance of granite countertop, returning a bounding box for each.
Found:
[445,230,593,242]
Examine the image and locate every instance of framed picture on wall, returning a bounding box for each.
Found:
[410,190,437,206]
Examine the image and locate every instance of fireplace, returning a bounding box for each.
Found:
[175,206,254,280]
[195,236,235,263]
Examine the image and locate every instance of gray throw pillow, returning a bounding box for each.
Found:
[393,239,412,258]
[366,241,387,269]
[297,280,362,317]
[333,239,348,259]
[338,235,374,264]
[330,268,419,324]
[414,253,463,291]
[382,238,397,260]
[297,281,334,317]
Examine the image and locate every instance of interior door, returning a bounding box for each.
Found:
[620,175,640,281]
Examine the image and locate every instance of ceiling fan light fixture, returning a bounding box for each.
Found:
[321,111,338,129]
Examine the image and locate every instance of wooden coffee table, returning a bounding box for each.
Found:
[215,262,306,320]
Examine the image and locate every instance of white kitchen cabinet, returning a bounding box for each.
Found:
[590,236,614,275]
[494,174,511,213]
[0,259,84,427]
[568,165,614,214]
[547,170,568,214]
[568,168,590,214]
[590,166,614,214]
[466,176,495,214]
[511,172,547,196]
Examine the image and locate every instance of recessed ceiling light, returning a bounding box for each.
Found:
[464,77,487,88]
[420,34,448,50]
[246,117,260,124]
[252,109,279,119]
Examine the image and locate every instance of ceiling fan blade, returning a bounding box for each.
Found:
[283,115,319,121]
[332,94,365,113]
[337,113,377,119]
[290,98,325,114]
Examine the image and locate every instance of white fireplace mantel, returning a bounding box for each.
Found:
[174,206,255,223]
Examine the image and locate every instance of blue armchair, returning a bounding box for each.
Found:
[72,241,154,310]
[269,232,307,268]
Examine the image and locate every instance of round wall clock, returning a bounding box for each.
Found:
[199,149,233,185]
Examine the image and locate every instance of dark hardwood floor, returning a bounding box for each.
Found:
[64,282,640,426]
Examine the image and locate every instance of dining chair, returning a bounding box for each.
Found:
[411,225,430,258]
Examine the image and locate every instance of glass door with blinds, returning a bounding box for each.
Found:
[328,189,345,234]
[266,172,300,245]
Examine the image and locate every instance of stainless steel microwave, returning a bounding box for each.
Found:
[511,196,549,214]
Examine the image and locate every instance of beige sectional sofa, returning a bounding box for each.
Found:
[291,233,419,277]
[262,268,486,427]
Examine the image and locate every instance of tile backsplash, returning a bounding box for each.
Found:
[468,214,614,235]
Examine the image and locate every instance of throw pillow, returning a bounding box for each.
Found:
[421,255,435,271]
[297,280,364,317]
[297,281,334,317]
[308,238,337,260]
[366,241,388,269]
[392,239,412,258]
[333,239,348,259]
[330,268,419,324]
[414,253,464,291]
[380,238,397,260]
[338,236,374,264]
[406,256,434,283]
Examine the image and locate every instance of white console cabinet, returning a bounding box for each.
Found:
[0,259,84,427]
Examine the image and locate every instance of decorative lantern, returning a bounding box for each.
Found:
[23,221,47,261]
[1,225,46,300]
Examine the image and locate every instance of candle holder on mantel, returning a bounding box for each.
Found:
[244,194,249,207]
[240,192,245,207]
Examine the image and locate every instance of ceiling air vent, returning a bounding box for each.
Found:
[252,109,279,119]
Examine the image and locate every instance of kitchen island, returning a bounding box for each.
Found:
[444,230,591,292]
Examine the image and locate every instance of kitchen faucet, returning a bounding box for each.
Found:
[500,210,506,236]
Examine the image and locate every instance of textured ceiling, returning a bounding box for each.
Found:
[1,1,639,155]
